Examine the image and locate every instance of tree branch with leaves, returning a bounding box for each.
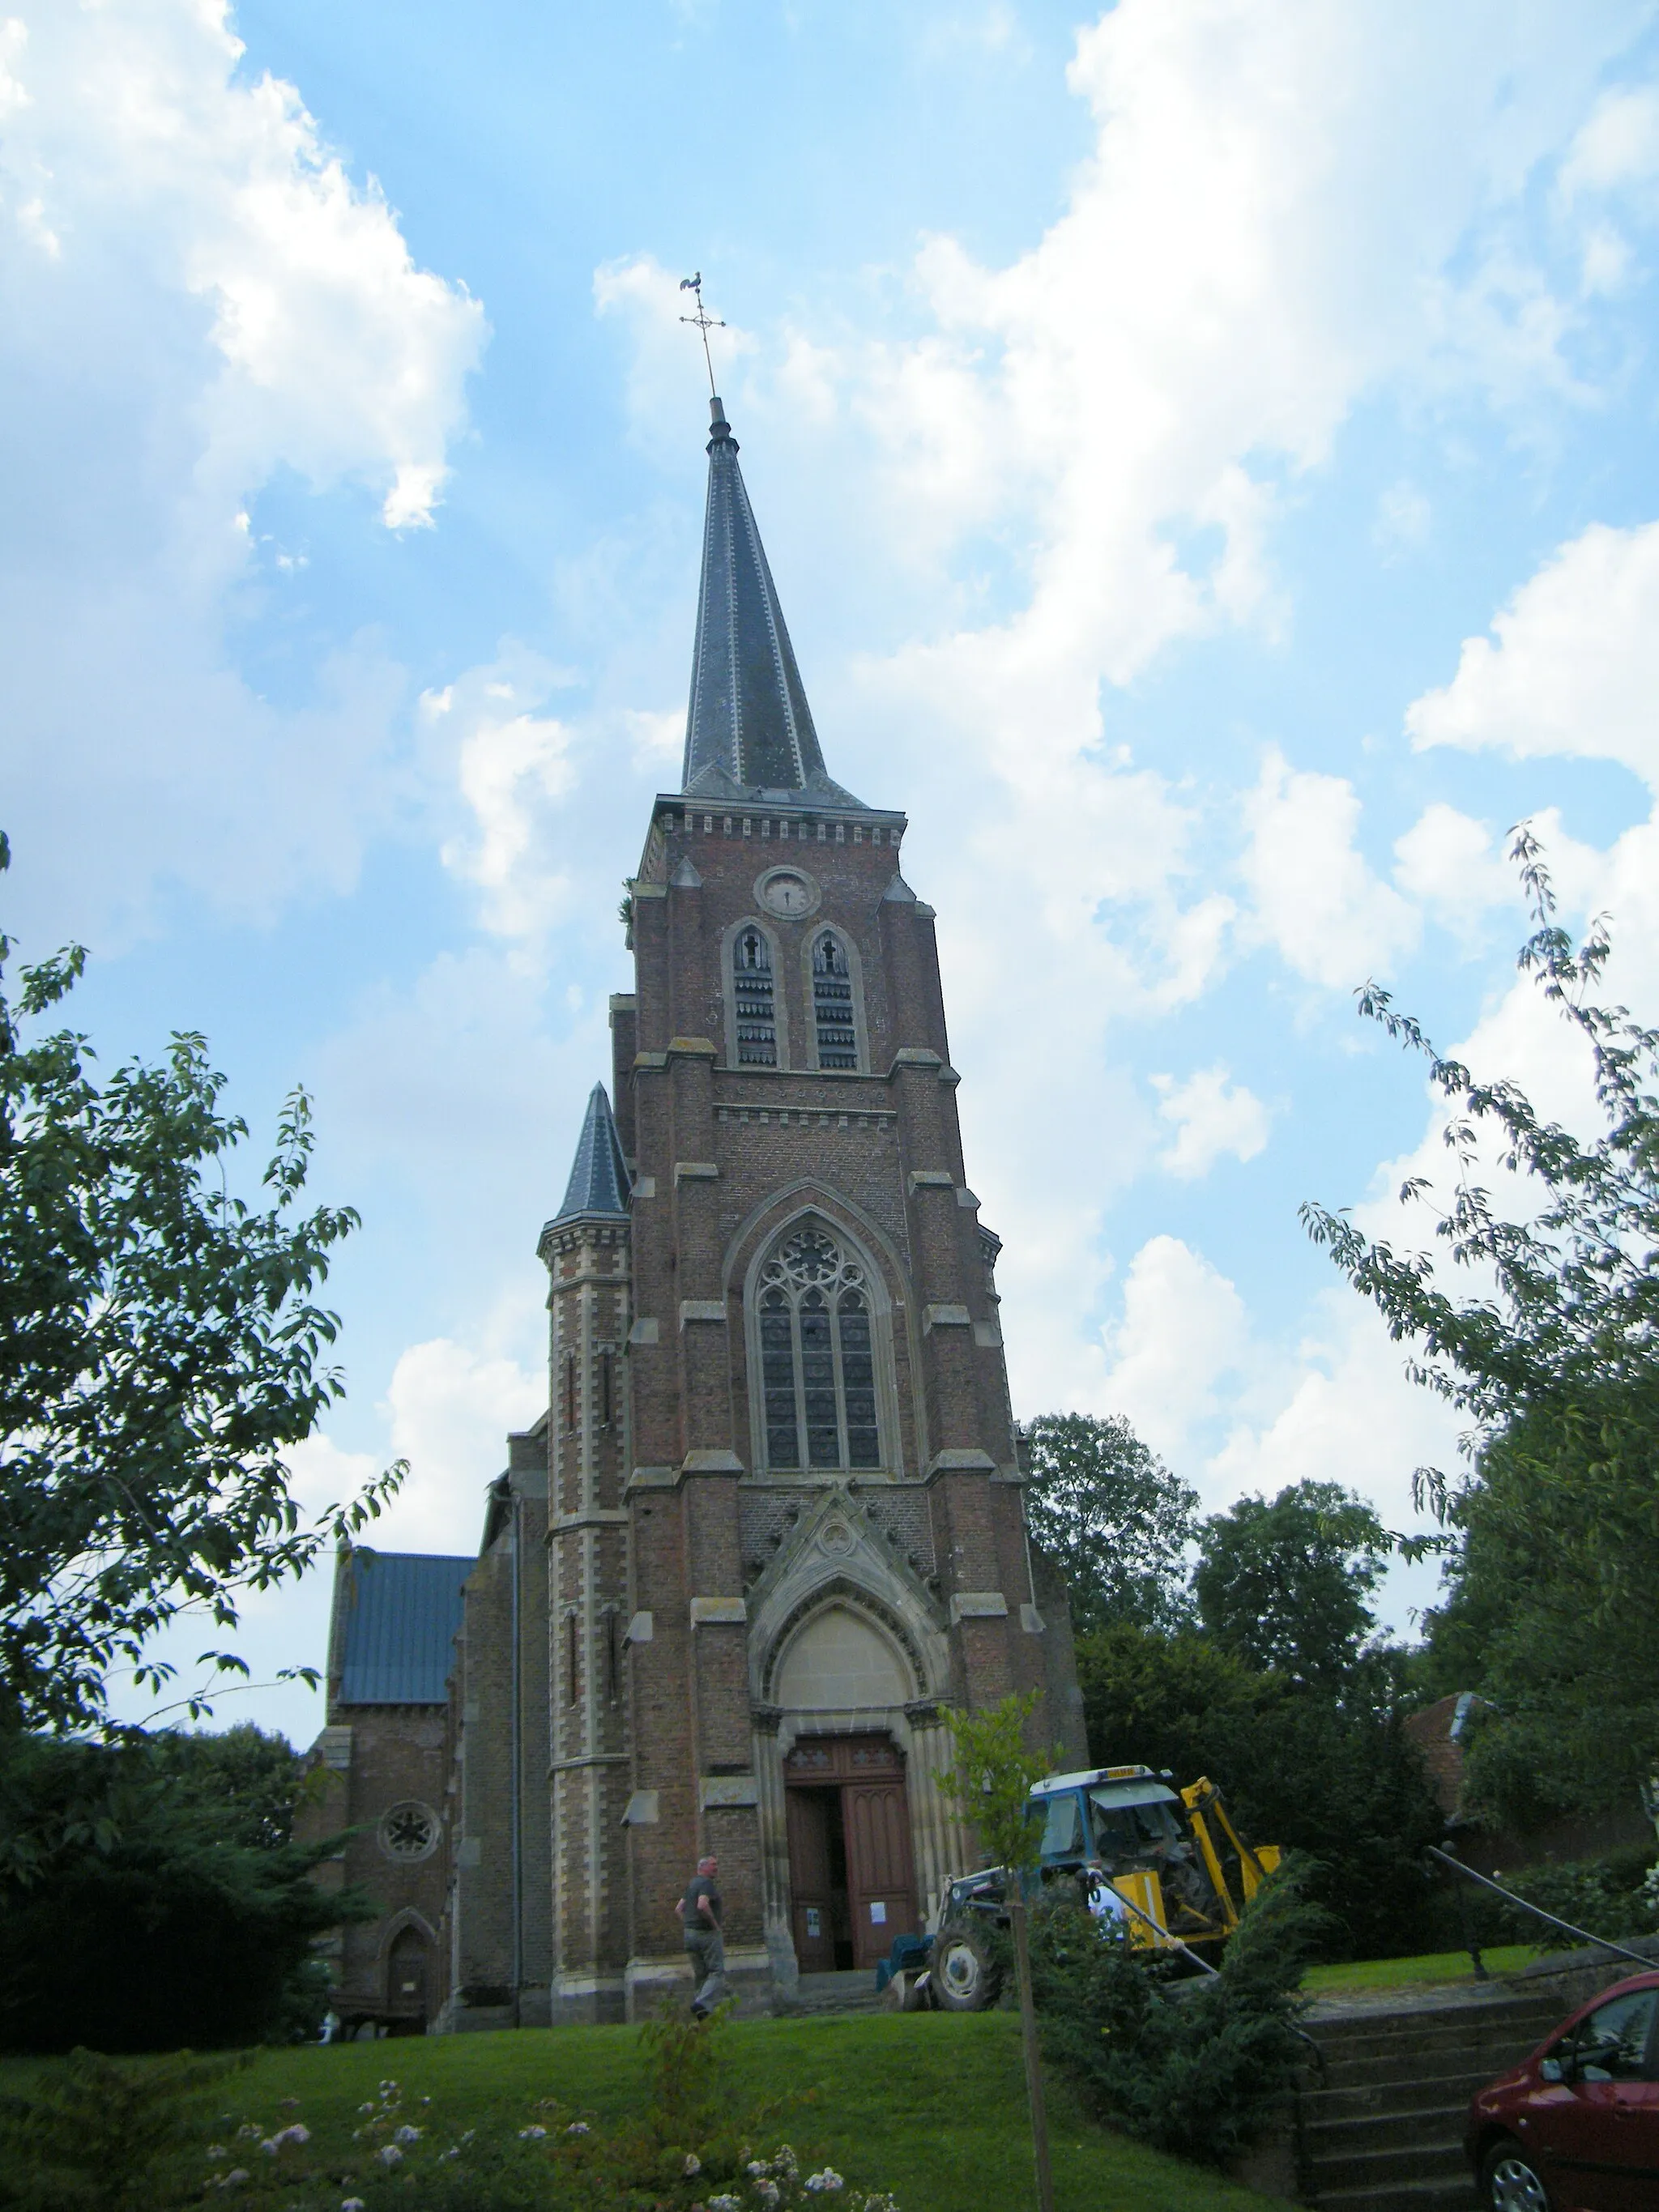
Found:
[0,833,403,1736]
[1303,828,1659,1822]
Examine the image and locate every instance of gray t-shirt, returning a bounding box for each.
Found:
[681,1874,722,1940]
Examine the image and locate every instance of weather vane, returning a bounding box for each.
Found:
[679,272,725,397]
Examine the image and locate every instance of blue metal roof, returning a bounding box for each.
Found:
[681,397,864,807]
[337,1550,471,1705]
[550,1082,629,1225]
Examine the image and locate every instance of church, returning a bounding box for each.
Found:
[296,389,1087,2031]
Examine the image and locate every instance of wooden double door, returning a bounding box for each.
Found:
[784,1734,916,1973]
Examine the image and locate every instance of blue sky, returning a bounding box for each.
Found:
[5,0,1659,1745]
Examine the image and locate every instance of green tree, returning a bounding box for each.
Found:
[1022,1412,1198,1634]
[0,1730,372,2051]
[1030,1861,1325,2165]
[1194,1480,1391,1687]
[0,2047,240,2212]
[1075,1618,1265,1783]
[0,835,400,1736]
[1420,1402,1659,1829]
[1303,831,1659,1826]
[148,1723,311,1852]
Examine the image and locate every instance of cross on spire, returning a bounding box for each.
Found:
[678,272,725,397]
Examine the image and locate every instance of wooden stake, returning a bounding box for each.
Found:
[1008,1890,1055,2212]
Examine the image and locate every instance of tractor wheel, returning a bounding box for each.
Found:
[931,1920,1003,2012]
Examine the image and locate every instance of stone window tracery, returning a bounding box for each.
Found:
[757,1225,881,1471]
[733,927,777,1066]
[377,1800,440,1863]
[812,931,859,1070]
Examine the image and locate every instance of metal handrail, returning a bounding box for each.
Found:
[1425,1845,1655,1971]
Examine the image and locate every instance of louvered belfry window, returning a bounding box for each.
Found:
[758,1224,881,1471]
[733,927,777,1066]
[812,931,858,1068]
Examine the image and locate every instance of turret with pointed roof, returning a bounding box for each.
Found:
[546,1082,629,1230]
[680,397,864,807]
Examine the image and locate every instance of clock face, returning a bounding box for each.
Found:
[759,869,817,918]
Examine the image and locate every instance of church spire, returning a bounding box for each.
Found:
[548,1083,629,1226]
[680,398,863,806]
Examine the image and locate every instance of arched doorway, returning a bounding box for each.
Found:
[775,1607,918,1971]
[386,1924,431,2031]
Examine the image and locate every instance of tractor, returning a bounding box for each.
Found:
[928,1763,1280,2012]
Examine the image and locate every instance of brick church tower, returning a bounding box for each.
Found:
[302,392,1085,2035]
[534,390,1085,2020]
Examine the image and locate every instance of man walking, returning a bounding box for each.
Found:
[676,1852,727,2018]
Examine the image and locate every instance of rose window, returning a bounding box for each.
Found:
[378,1801,441,1863]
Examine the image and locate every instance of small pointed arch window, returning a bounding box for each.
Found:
[733,927,777,1067]
[812,931,858,1069]
[757,1224,881,1471]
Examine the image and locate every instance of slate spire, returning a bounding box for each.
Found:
[680,398,863,805]
[550,1083,629,1225]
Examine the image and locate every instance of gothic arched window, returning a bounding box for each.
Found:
[733,927,777,1067]
[757,1224,881,1470]
[812,931,859,1069]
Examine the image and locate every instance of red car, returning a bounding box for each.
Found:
[1466,1969,1659,2210]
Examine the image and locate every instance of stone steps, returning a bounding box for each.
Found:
[1313,2180,1483,2212]
[774,1968,882,2018]
[1290,1986,1566,2210]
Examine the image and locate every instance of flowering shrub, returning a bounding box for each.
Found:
[1,2016,898,2211]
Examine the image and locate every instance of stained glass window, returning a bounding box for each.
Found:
[757,1225,883,1470]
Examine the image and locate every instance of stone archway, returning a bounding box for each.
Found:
[749,1562,970,1992]
[773,1605,919,1974]
[380,1910,437,2032]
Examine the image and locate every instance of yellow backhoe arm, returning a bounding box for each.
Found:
[1180,1776,1282,1924]
[1180,1779,1239,1931]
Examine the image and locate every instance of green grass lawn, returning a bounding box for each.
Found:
[1,2014,1285,2212]
[1303,1945,1536,1994]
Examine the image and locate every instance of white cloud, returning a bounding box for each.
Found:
[1392,803,1516,939]
[284,1429,382,1522]
[1407,520,1659,790]
[0,0,484,940]
[863,0,1639,694]
[3,3,484,532]
[1559,81,1659,202]
[1204,1291,1464,1634]
[373,1331,545,1554]
[427,652,581,952]
[1241,748,1420,988]
[1098,1236,1251,1460]
[1209,1293,1462,1522]
[1152,1065,1271,1178]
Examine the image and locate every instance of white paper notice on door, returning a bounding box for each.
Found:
[805,1908,821,1937]
[869,1900,887,1924]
